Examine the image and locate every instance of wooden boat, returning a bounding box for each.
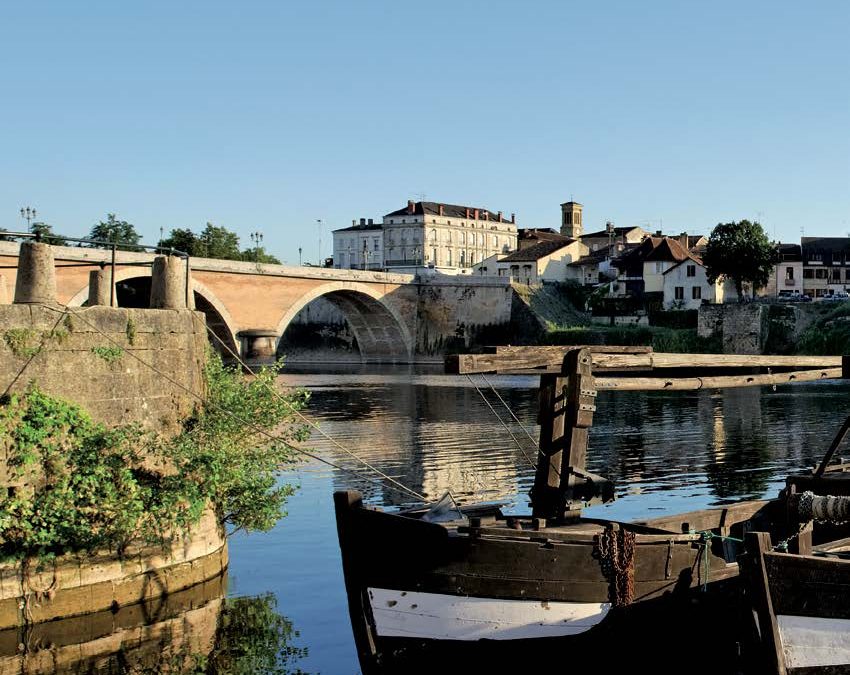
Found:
[334,346,848,673]
[744,456,850,675]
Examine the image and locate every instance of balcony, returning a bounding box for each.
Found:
[784,278,797,286]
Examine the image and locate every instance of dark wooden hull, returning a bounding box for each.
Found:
[334,491,775,674]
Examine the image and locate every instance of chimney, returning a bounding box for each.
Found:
[465,208,470,218]
[360,218,366,226]
[678,232,689,250]
[368,218,374,225]
[511,213,515,224]
[497,211,503,222]
[655,229,662,237]
[439,204,444,216]
[407,200,415,215]
[474,209,479,220]
[483,210,489,221]
[352,219,356,227]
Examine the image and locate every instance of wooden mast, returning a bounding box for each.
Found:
[532,347,597,521]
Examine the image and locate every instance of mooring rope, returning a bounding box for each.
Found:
[194,315,427,501]
[480,373,540,451]
[465,374,536,469]
[38,304,426,503]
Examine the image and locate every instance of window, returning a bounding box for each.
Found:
[674,286,684,300]
[655,262,664,274]
[803,269,814,279]
[430,228,437,242]
[816,269,828,279]
[686,265,696,277]
[831,268,841,281]
[373,238,379,251]
[447,250,452,266]
[471,233,476,246]
[785,266,794,280]
[431,247,437,264]
[692,286,702,300]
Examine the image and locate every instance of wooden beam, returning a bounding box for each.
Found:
[447,350,841,375]
[743,532,787,675]
[595,367,842,391]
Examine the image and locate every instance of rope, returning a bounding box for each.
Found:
[196,315,426,501]
[466,374,536,469]
[690,530,744,591]
[37,304,426,503]
[481,373,540,450]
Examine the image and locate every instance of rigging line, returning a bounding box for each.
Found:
[38,304,425,502]
[196,316,426,501]
[1,308,70,398]
[465,374,536,469]
[480,372,540,451]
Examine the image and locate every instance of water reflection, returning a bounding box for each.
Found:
[0,576,309,674]
[286,370,850,519]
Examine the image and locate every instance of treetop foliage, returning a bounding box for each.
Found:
[702,220,777,299]
[88,214,141,251]
[160,222,279,262]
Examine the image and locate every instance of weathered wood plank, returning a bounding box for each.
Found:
[595,368,842,391]
[448,350,841,375]
[744,531,788,675]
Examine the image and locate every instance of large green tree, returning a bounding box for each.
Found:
[31,222,67,246]
[89,214,141,251]
[197,222,241,259]
[241,246,281,264]
[702,220,776,301]
[159,227,197,254]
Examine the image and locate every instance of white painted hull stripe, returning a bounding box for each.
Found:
[778,614,850,669]
[367,587,610,641]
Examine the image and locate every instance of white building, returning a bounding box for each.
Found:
[332,218,384,270]
[662,258,730,309]
[472,239,589,284]
[383,201,518,273]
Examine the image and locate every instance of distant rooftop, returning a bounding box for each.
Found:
[499,238,576,262]
[384,201,515,223]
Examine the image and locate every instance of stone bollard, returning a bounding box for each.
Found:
[150,255,193,310]
[14,241,57,305]
[0,275,8,305]
[87,267,115,306]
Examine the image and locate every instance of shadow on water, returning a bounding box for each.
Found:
[0,575,310,674]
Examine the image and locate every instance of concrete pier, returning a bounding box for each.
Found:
[237,329,278,361]
[13,241,56,305]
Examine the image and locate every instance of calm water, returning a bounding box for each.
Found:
[16,368,848,673]
[225,366,850,674]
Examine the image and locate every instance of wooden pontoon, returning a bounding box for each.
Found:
[334,346,850,673]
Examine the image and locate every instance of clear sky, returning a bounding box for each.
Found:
[1,1,848,264]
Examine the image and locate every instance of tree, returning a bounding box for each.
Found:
[89,214,141,251]
[241,246,281,264]
[31,222,67,246]
[702,220,776,301]
[159,227,198,254]
[197,222,241,259]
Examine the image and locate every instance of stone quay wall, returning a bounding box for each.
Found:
[698,304,769,354]
[0,252,227,630]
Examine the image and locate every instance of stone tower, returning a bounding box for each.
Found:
[560,201,583,239]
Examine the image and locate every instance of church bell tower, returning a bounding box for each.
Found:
[560,201,583,239]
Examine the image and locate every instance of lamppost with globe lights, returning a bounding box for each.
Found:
[20,207,36,233]
[250,231,263,262]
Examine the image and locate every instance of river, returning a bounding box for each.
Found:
[20,366,848,673]
[226,365,850,674]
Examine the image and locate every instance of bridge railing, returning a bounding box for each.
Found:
[0,231,192,307]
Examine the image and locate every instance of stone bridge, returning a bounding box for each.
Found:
[0,241,514,362]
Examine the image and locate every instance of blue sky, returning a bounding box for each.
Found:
[1,1,848,264]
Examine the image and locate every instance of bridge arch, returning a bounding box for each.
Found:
[274,281,413,363]
[66,269,239,356]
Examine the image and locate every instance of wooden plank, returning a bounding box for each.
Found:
[636,499,775,533]
[595,368,842,391]
[448,350,841,375]
[492,345,654,355]
[743,532,787,675]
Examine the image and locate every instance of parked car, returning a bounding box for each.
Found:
[822,291,850,302]
[777,291,811,303]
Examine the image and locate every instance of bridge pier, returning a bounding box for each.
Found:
[150,256,193,310]
[237,329,278,363]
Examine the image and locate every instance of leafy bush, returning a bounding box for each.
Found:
[0,352,309,557]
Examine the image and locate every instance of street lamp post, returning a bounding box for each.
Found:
[20,206,36,233]
[298,247,302,266]
[250,231,263,262]
[316,219,323,266]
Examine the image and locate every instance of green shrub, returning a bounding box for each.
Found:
[0,352,309,557]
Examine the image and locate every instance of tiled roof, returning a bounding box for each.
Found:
[499,239,575,262]
[581,226,644,239]
[333,223,383,232]
[614,236,693,268]
[519,228,569,242]
[384,201,513,223]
